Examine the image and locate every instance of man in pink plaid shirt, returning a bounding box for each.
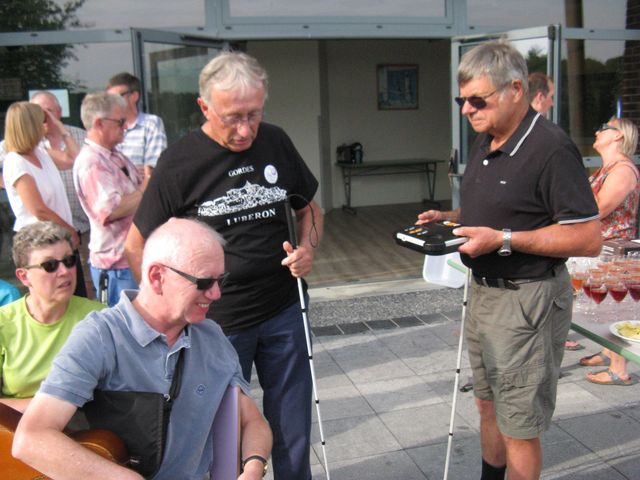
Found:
[73,92,147,305]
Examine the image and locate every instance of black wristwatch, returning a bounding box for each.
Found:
[241,455,268,477]
[498,229,512,257]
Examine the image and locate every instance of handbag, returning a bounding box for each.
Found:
[75,349,185,478]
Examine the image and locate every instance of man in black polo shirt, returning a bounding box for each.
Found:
[418,41,601,480]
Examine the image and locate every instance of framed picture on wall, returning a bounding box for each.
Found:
[377,64,418,110]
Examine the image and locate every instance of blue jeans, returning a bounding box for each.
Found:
[90,266,138,307]
[227,299,312,480]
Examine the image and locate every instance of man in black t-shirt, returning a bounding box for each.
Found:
[417,42,601,480]
[125,51,323,480]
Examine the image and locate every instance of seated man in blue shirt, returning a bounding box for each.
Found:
[13,217,272,480]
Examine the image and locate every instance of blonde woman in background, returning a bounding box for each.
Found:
[2,102,86,297]
[580,117,639,386]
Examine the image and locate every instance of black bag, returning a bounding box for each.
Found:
[76,349,185,478]
[336,142,363,164]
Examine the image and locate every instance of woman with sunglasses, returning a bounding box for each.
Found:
[2,102,86,298]
[0,222,103,412]
[579,117,639,386]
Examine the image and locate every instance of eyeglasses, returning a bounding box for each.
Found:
[24,253,77,273]
[212,107,263,128]
[161,264,229,291]
[596,123,619,133]
[454,89,499,109]
[102,117,127,128]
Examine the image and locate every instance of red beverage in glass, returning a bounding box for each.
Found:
[583,285,593,298]
[609,287,628,303]
[629,284,640,301]
[590,289,607,304]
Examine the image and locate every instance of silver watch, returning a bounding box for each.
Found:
[498,229,512,256]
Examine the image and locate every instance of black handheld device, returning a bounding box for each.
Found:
[394,221,468,255]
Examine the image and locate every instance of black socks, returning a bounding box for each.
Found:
[481,458,506,480]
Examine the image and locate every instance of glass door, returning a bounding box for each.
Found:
[131,29,228,144]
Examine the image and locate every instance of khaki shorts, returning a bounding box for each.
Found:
[465,264,572,439]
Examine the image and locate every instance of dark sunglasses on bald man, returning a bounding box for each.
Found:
[162,264,229,291]
[24,253,77,273]
[454,89,499,110]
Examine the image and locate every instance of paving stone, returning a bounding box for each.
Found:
[311,415,402,462]
[339,322,370,334]
[312,325,343,337]
[365,319,397,330]
[393,316,425,327]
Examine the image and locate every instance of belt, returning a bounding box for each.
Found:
[472,270,556,291]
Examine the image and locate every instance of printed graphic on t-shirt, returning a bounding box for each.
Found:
[264,164,278,184]
[197,181,287,216]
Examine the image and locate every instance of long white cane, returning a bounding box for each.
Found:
[284,197,331,480]
[443,261,470,480]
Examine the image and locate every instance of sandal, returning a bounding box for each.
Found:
[579,352,610,367]
[565,340,585,351]
[586,369,634,386]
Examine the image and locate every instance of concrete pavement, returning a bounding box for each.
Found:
[251,280,640,479]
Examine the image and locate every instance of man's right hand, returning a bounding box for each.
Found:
[416,210,442,225]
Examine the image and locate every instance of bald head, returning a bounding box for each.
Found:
[30,91,62,120]
[140,218,225,286]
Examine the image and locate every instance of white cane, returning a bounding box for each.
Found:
[284,197,331,480]
[443,261,470,480]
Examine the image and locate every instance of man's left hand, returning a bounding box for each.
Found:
[454,226,502,258]
[281,241,314,278]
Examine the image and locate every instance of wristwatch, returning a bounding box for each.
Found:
[241,455,268,477]
[498,229,512,256]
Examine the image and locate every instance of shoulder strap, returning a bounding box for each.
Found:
[169,347,185,400]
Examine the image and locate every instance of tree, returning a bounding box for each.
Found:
[0,0,87,92]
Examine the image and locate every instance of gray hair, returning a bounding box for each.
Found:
[458,40,529,97]
[199,51,268,106]
[12,221,72,268]
[611,117,639,158]
[80,92,127,130]
[140,218,226,285]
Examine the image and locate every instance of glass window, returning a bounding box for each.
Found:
[559,40,632,157]
[140,42,221,143]
[0,43,133,133]
[1,0,205,32]
[70,0,204,29]
[228,0,445,18]
[468,0,631,30]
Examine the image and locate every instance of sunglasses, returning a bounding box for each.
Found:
[24,253,77,273]
[162,264,229,291]
[102,117,126,128]
[596,123,619,133]
[454,89,499,110]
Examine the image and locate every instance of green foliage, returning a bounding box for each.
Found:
[525,47,547,75]
[0,0,86,91]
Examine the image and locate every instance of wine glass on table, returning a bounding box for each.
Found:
[568,258,588,313]
[605,273,628,319]
[623,272,640,322]
[586,271,607,323]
